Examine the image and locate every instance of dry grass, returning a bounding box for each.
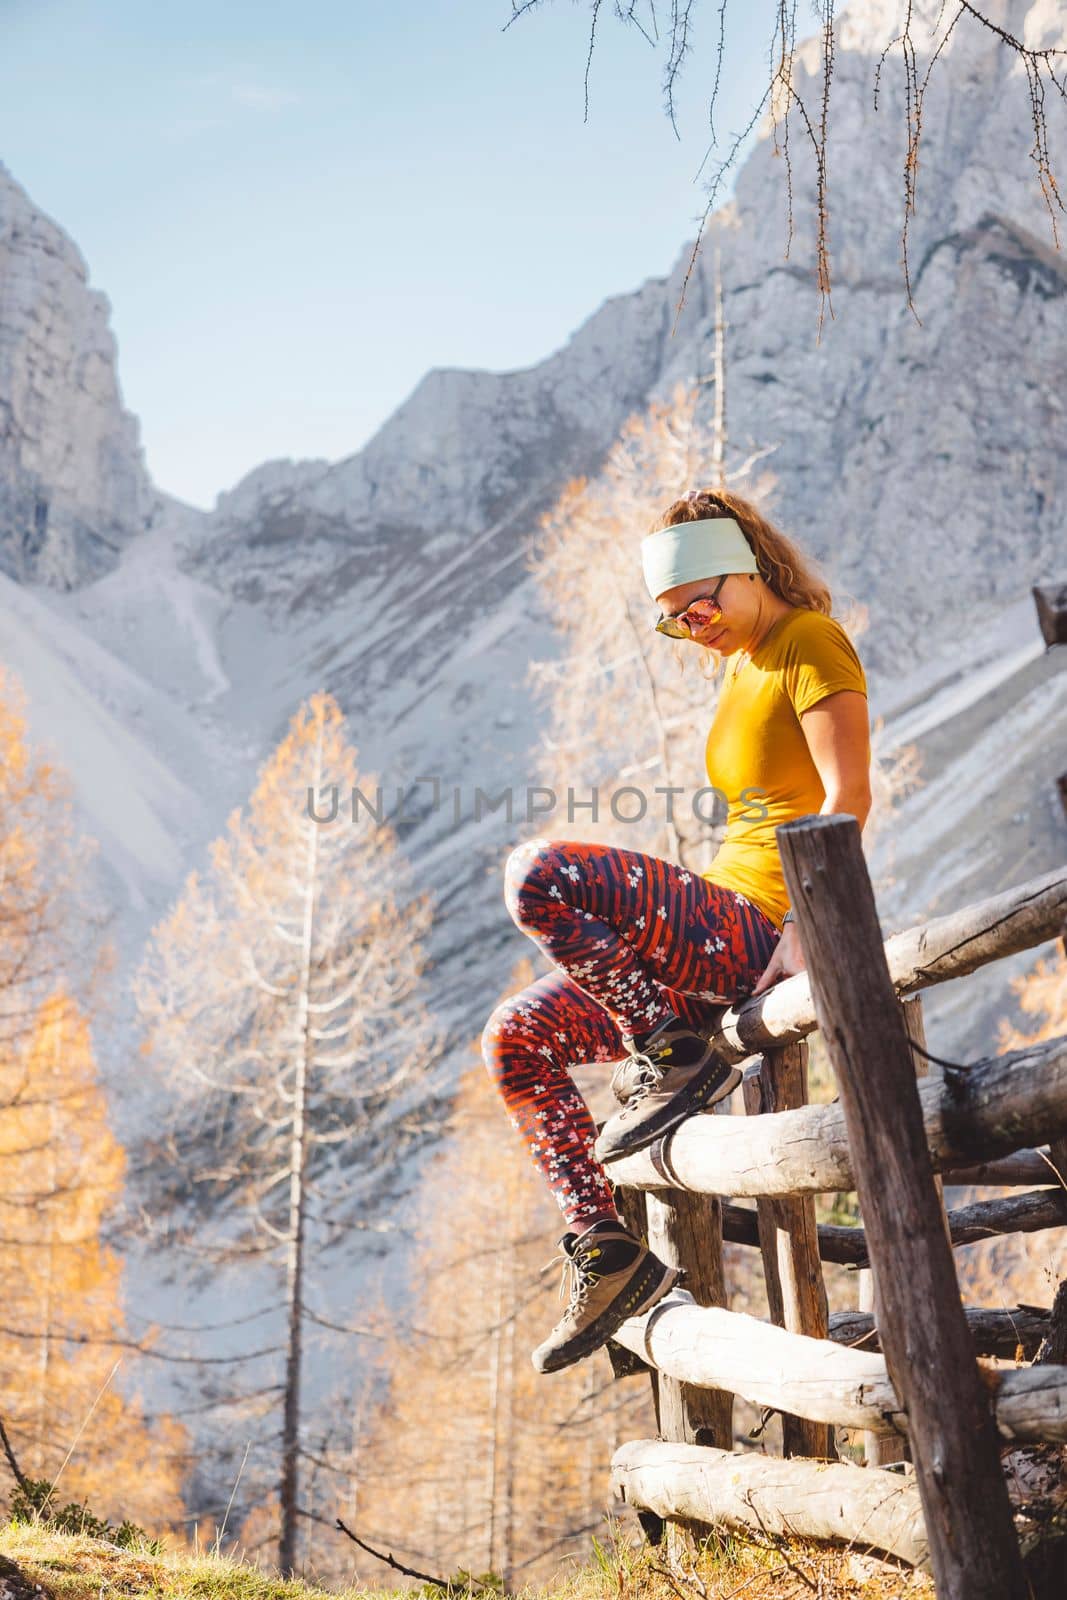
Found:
[0,1519,936,1600]
[0,1525,377,1600]
[536,1521,934,1600]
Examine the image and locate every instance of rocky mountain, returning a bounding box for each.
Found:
[0,0,1065,1394]
[194,0,1065,675]
[175,0,1067,1040]
[0,162,154,589]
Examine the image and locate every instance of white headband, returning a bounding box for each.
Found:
[640,516,758,602]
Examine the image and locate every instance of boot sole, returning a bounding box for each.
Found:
[532,1254,680,1374]
[593,1061,743,1163]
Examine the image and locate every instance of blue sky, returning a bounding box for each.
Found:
[0,1,774,508]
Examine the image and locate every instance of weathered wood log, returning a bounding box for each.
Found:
[723,1187,1067,1265]
[613,1292,900,1432]
[698,865,1066,1067]
[612,1290,1067,1443]
[942,1186,1067,1246]
[741,1040,834,1460]
[722,1193,1033,1263]
[1033,580,1067,647]
[987,1365,1067,1443]
[603,1029,1067,1196]
[778,814,1027,1600]
[944,1148,1058,1186]
[829,1307,1051,1361]
[611,1440,929,1570]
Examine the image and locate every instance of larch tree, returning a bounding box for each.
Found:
[525,377,916,876]
[506,1,1066,326]
[0,987,188,1530]
[334,958,656,1592]
[134,689,442,1577]
[0,666,113,1064]
[526,378,775,872]
[997,942,1067,1054]
[0,669,185,1531]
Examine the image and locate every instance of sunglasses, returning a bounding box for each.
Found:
[654,572,729,638]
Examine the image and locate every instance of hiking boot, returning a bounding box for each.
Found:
[610,1003,730,1105]
[594,1010,741,1163]
[531,1218,679,1374]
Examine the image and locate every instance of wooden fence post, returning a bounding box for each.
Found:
[778,813,1028,1600]
[860,994,949,1468]
[611,1173,733,1551]
[741,1040,835,1460]
[1032,580,1067,647]
[643,1183,733,1451]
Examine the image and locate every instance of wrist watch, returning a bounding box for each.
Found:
[782,909,796,925]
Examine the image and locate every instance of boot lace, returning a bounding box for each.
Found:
[541,1242,598,1316]
[622,1036,674,1103]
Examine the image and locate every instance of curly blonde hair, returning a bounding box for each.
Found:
[653,486,832,678]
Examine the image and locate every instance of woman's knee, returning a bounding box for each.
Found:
[480,996,523,1089]
[503,836,563,923]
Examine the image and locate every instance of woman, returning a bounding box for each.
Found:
[481,487,871,1375]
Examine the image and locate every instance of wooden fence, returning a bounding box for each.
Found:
[603,586,1067,1600]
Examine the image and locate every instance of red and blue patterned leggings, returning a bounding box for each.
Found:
[481,838,781,1230]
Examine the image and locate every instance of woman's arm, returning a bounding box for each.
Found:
[800,688,873,830]
[751,689,872,994]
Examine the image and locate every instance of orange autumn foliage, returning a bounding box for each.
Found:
[336,959,655,1592]
[0,987,188,1529]
[0,669,186,1532]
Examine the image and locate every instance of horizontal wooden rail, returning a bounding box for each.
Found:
[612,1440,929,1569]
[828,1307,1051,1361]
[942,1148,1058,1187]
[721,1187,1067,1265]
[611,1292,1067,1444]
[604,1031,1067,1197]
[701,866,1066,1066]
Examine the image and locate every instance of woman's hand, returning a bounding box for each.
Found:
[750,923,807,996]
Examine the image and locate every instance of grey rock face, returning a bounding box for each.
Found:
[0,161,153,589]
[190,0,1066,685]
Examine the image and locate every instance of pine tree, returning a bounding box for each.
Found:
[135,690,441,1575]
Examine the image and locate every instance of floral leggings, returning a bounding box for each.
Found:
[480,838,781,1230]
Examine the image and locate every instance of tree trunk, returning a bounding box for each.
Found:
[278,736,322,1577]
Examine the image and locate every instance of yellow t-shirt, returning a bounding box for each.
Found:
[701,607,868,931]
